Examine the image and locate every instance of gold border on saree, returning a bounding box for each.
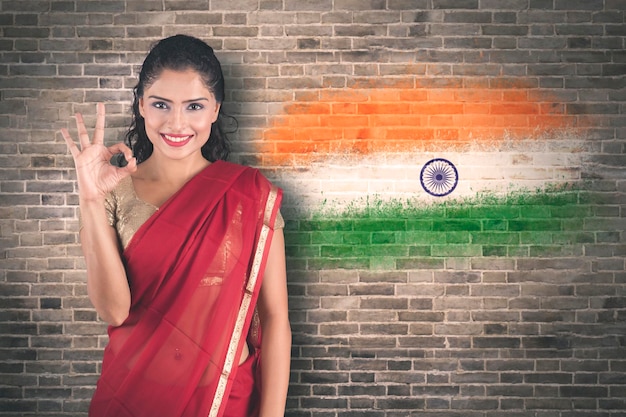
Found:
[208,185,280,417]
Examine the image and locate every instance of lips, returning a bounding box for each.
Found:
[161,133,193,147]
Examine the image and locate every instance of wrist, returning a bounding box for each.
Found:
[78,198,108,223]
[79,196,106,206]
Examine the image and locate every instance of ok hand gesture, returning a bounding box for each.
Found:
[61,103,137,202]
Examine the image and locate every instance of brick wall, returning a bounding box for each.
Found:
[1,1,625,416]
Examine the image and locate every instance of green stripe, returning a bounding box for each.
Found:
[285,185,600,270]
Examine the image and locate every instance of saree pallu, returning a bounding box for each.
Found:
[89,161,282,417]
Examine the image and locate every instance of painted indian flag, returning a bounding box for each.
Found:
[253,76,598,269]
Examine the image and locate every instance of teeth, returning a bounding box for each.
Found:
[163,134,191,143]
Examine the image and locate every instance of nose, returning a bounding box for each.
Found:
[167,107,186,131]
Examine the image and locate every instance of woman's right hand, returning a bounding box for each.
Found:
[61,103,137,202]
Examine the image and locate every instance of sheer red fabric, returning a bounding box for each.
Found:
[89,161,282,417]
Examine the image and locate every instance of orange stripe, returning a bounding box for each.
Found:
[261,78,584,166]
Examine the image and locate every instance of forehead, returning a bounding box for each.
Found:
[145,69,214,98]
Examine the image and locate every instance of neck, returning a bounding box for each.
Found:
[140,154,211,185]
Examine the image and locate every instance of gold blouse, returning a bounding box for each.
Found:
[104,176,284,250]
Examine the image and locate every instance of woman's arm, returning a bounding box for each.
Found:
[61,103,136,326]
[257,229,291,417]
[78,200,131,326]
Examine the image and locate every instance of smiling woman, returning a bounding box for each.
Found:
[134,69,222,206]
[124,35,231,165]
[139,69,220,154]
[59,35,291,417]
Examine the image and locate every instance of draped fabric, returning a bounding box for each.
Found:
[89,161,282,417]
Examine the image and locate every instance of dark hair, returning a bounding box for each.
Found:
[124,34,235,163]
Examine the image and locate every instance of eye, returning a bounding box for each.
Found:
[188,102,204,111]
[152,101,168,110]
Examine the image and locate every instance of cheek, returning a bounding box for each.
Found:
[189,114,214,132]
[142,108,166,128]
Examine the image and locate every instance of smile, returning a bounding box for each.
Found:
[161,134,193,147]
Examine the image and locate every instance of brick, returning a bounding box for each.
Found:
[433,0,479,9]
[452,398,499,409]
[334,0,385,10]
[556,0,604,9]
[348,283,394,296]
[482,25,529,36]
[284,0,332,11]
[378,397,426,409]
[473,337,521,349]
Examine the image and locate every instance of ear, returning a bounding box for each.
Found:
[212,102,221,123]
[138,97,146,119]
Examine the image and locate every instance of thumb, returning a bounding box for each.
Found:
[120,156,138,174]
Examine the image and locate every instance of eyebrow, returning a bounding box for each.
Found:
[147,95,210,103]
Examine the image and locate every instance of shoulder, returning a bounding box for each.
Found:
[216,160,275,191]
[215,161,284,228]
[215,160,259,176]
[103,176,134,219]
[217,160,282,206]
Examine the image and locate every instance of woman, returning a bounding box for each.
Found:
[61,35,291,417]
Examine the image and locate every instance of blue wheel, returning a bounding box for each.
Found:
[420,158,458,197]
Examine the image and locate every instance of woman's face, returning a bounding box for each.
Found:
[139,68,221,163]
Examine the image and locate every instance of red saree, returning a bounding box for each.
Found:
[89,161,282,417]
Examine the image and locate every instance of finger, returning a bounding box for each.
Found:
[60,128,80,158]
[107,142,134,161]
[121,156,138,174]
[75,112,90,150]
[106,143,137,170]
[112,160,137,184]
[108,144,137,175]
[93,103,106,145]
